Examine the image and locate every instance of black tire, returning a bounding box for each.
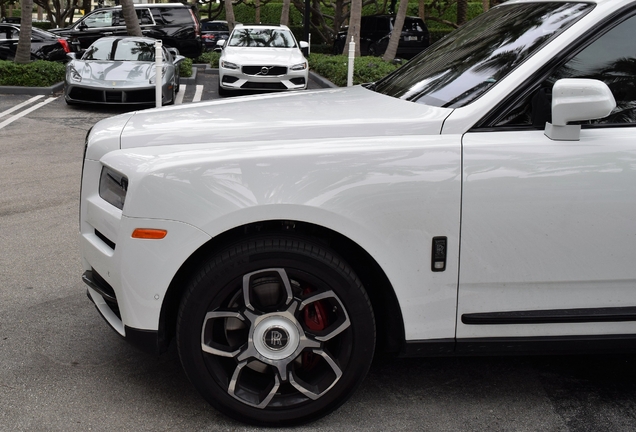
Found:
[177,236,375,426]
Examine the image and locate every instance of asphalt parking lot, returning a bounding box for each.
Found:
[2,71,636,431]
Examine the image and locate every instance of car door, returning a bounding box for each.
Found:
[70,9,115,48]
[457,11,636,340]
[0,24,18,60]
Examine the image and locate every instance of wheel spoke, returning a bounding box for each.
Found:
[242,268,294,313]
[299,291,351,342]
[228,361,280,409]
[201,311,246,358]
[289,349,343,400]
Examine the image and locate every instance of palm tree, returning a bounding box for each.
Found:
[457,0,468,25]
[121,0,142,37]
[224,0,237,32]
[342,0,361,56]
[382,0,408,61]
[14,0,33,64]
[280,0,291,26]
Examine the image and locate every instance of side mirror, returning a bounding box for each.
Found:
[215,39,226,51]
[299,41,309,49]
[544,78,616,141]
[174,54,186,64]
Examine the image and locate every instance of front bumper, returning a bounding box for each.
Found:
[219,65,308,92]
[65,82,172,105]
[80,158,211,344]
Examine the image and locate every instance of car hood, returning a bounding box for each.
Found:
[117,86,452,151]
[70,60,156,84]
[222,46,305,65]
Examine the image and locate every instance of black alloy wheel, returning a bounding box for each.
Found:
[177,236,376,425]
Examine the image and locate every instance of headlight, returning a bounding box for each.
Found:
[290,62,307,71]
[221,60,239,70]
[99,166,128,210]
[68,66,82,82]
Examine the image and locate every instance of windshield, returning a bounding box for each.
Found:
[373,2,593,108]
[82,38,156,61]
[228,27,297,48]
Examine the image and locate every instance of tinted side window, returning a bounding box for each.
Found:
[496,13,636,127]
[83,11,113,28]
[151,8,192,26]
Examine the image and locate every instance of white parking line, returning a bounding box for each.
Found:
[175,85,186,105]
[0,97,58,130]
[193,85,203,102]
[0,95,44,120]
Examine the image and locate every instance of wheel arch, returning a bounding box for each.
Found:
[157,219,405,356]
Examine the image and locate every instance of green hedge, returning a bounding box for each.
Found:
[0,60,65,87]
[308,53,400,87]
[179,57,193,77]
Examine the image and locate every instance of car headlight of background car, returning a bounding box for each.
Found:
[68,65,82,82]
[220,60,239,70]
[290,62,307,71]
[99,166,128,210]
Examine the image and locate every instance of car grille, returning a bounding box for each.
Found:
[242,66,287,76]
[241,82,287,90]
[69,87,155,104]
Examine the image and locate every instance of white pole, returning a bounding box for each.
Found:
[308,33,311,56]
[347,36,355,87]
[155,40,163,108]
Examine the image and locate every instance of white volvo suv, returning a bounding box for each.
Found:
[216,24,309,96]
[80,0,636,425]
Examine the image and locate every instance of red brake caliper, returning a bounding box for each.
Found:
[302,288,329,370]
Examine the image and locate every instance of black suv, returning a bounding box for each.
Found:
[334,15,429,58]
[50,3,202,58]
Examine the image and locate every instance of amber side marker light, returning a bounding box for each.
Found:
[132,229,167,239]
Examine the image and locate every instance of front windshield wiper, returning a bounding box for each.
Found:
[362,82,376,91]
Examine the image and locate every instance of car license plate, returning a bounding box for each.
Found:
[404,36,418,41]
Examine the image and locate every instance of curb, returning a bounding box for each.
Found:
[179,66,198,85]
[0,81,64,95]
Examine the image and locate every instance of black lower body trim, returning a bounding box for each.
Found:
[462,306,636,325]
[124,326,161,355]
[402,334,636,357]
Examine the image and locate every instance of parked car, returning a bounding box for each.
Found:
[217,24,309,96]
[201,19,229,51]
[0,23,77,61]
[333,14,430,58]
[65,36,184,105]
[80,0,636,426]
[50,3,202,58]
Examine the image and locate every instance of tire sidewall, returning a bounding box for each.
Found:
[177,236,375,426]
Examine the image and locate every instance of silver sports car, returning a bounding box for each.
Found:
[64,36,184,105]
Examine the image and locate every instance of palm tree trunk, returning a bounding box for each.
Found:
[382,0,407,61]
[482,0,489,12]
[343,0,361,56]
[457,0,467,25]
[121,0,142,36]
[224,0,236,32]
[280,0,290,26]
[15,0,33,64]
[255,0,261,24]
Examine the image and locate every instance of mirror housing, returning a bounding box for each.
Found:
[214,39,226,51]
[544,79,616,141]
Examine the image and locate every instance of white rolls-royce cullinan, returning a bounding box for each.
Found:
[80,0,636,425]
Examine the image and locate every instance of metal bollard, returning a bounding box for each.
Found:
[347,36,355,87]
[155,40,163,108]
